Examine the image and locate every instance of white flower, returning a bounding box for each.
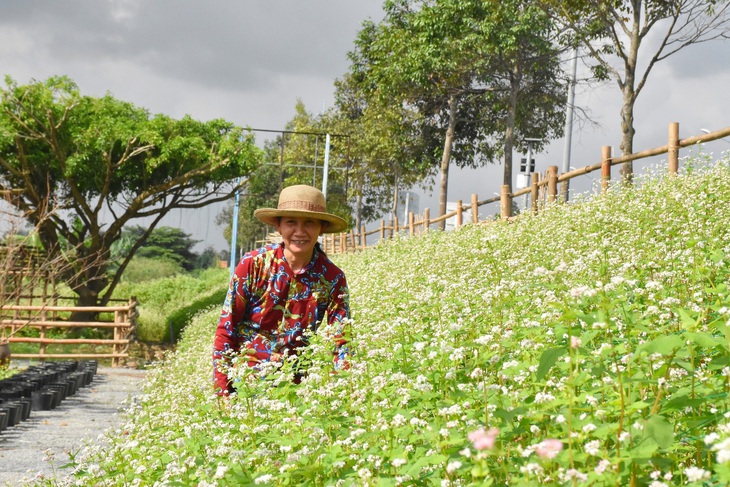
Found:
[392,458,407,468]
[255,474,273,484]
[446,461,462,474]
[594,459,611,475]
[215,464,229,479]
[585,440,601,456]
[704,432,721,445]
[684,466,710,482]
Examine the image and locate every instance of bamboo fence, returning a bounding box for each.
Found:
[0,297,139,367]
[321,122,730,254]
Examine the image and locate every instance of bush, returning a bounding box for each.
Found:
[122,257,184,283]
[115,267,228,342]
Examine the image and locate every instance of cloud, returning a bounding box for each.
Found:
[0,1,382,95]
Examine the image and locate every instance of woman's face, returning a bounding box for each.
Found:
[275,216,325,259]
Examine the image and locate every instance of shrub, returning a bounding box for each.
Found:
[121,257,184,283]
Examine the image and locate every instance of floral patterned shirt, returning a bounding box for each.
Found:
[213,243,349,395]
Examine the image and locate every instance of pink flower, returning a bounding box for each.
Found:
[571,336,582,348]
[535,439,563,459]
[468,427,499,450]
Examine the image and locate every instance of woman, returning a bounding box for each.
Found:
[212,184,350,396]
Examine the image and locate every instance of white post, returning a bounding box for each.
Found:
[229,177,242,274]
[561,48,578,201]
[322,133,331,199]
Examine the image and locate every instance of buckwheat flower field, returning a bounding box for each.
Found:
[44,155,730,486]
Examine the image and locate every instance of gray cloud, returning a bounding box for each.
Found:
[0,1,382,94]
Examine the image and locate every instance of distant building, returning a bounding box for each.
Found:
[445,201,473,231]
[395,191,420,223]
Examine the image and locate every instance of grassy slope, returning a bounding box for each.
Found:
[55,157,730,486]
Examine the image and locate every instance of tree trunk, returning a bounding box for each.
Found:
[619,1,641,184]
[67,247,109,321]
[438,94,458,230]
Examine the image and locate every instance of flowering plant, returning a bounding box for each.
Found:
[49,155,730,486]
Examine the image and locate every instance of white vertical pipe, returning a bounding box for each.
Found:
[322,133,331,199]
[562,48,578,200]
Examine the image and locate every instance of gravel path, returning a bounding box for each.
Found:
[0,366,147,486]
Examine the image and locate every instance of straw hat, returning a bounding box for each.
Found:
[254,185,348,234]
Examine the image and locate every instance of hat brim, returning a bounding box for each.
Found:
[254,208,348,234]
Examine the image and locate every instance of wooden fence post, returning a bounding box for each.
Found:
[547,166,558,203]
[531,172,539,214]
[409,212,415,236]
[424,208,430,232]
[340,233,346,253]
[471,194,478,223]
[456,199,463,228]
[360,225,366,249]
[500,185,511,220]
[668,122,679,174]
[392,215,399,238]
[601,146,612,194]
[350,229,356,251]
[380,220,385,242]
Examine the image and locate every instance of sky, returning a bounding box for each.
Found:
[1,1,729,252]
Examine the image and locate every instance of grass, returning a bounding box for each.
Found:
[30,153,730,486]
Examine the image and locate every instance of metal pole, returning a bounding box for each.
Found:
[229,177,241,274]
[525,143,533,211]
[322,133,331,199]
[313,135,319,186]
[561,48,578,201]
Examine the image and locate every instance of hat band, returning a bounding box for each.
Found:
[278,200,326,213]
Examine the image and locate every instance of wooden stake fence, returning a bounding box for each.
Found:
[0,297,139,367]
[320,123,730,255]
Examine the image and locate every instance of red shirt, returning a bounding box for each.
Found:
[212,243,349,395]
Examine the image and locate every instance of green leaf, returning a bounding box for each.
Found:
[677,308,700,330]
[537,347,567,380]
[646,415,674,449]
[637,335,685,356]
[685,331,723,350]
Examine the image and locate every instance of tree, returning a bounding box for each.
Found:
[333,72,437,229]
[217,101,355,253]
[547,0,730,181]
[124,225,199,271]
[216,162,280,253]
[0,76,261,315]
[346,0,567,227]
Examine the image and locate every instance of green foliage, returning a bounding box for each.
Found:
[115,267,228,342]
[47,154,730,485]
[0,75,262,310]
[546,0,730,157]
[123,226,200,272]
[343,0,567,200]
[121,257,185,284]
[165,288,227,343]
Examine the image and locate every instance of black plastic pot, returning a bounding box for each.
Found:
[1,403,21,427]
[38,391,55,410]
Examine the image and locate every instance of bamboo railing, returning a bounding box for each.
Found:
[0,297,139,367]
[322,123,730,254]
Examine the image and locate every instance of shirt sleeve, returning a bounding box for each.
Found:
[328,274,350,368]
[212,258,251,395]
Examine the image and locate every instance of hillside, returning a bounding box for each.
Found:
[49,156,730,486]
